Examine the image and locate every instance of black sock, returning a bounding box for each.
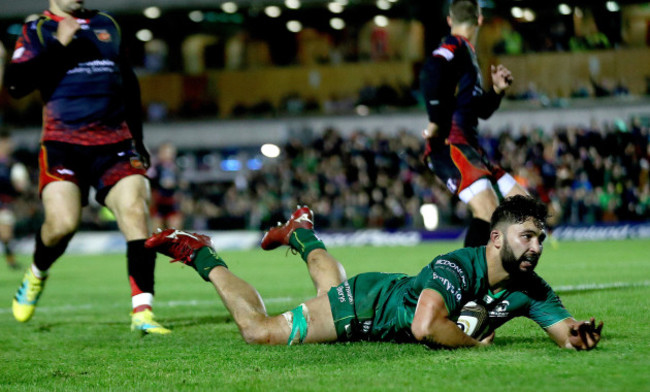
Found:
[127,240,156,295]
[464,218,491,248]
[33,230,73,272]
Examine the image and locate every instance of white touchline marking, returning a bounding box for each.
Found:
[554,280,650,293]
[1,281,649,315]
[0,296,300,315]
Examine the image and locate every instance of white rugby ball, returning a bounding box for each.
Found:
[456,301,491,340]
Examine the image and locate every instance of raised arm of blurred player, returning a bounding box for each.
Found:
[545,317,604,350]
[411,289,493,349]
[119,48,150,168]
[473,64,512,120]
[4,16,80,99]
[490,64,513,94]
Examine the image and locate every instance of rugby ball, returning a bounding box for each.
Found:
[456,301,491,340]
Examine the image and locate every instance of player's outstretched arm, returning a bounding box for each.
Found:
[545,317,604,350]
[411,289,493,349]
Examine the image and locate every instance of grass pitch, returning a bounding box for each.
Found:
[1,239,649,391]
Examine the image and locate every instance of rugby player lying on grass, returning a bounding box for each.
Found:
[146,196,603,350]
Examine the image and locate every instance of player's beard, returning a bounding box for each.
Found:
[501,237,539,278]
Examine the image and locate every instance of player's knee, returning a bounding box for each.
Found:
[43,216,79,241]
[468,193,498,221]
[113,198,148,223]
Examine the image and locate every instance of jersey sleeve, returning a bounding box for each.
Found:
[526,279,571,329]
[10,22,42,64]
[473,87,504,120]
[419,36,463,130]
[417,255,471,317]
[4,19,69,99]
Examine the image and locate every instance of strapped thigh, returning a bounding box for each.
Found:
[282,303,310,346]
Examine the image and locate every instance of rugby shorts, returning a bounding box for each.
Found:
[327,272,408,342]
[38,140,147,206]
[423,128,514,203]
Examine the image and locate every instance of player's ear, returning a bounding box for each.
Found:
[490,229,502,248]
[478,14,484,27]
[447,15,452,27]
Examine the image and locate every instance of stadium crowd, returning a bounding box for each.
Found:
[179,116,649,231]
[5,116,650,235]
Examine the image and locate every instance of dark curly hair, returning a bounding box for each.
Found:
[490,195,548,230]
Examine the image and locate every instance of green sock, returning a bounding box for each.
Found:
[288,228,326,262]
[193,247,228,281]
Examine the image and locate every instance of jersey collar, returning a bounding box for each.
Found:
[453,34,475,51]
[44,10,90,24]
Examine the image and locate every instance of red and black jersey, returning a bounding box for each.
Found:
[5,10,142,146]
[420,35,503,146]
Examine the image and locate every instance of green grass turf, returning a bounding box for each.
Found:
[1,239,649,391]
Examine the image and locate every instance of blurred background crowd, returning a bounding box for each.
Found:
[2,0,650,239]
[4,115,649,236]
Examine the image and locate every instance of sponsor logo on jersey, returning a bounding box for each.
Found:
[56,168,75,175]
[94,29,111,42]
[336,281,354,304]
[489,300,510,318]
[435,259,467,286]
[130,156,144,169]
[432,272,462,302]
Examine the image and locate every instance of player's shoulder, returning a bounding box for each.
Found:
[23,15,50,32]
[430,247,478,273]
[88,11,123,37]
[431,35,466,61]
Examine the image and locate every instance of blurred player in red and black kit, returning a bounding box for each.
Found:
[148,142,184,230]
[0,131,31,270]
[420,0,528,247]
[3,0,170,334]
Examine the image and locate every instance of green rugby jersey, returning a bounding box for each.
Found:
[330,246,571,342]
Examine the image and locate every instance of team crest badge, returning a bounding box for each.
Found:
[94,29,112,42]
[130,156,144,170]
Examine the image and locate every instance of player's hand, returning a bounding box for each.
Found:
[478,330,495,346]
[568,317,603,351]
[57,17,81,46]
[491,64,513,94]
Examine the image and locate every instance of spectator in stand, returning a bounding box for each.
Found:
[148,142,184,230]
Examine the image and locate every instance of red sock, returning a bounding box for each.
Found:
[133,304,152,313]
